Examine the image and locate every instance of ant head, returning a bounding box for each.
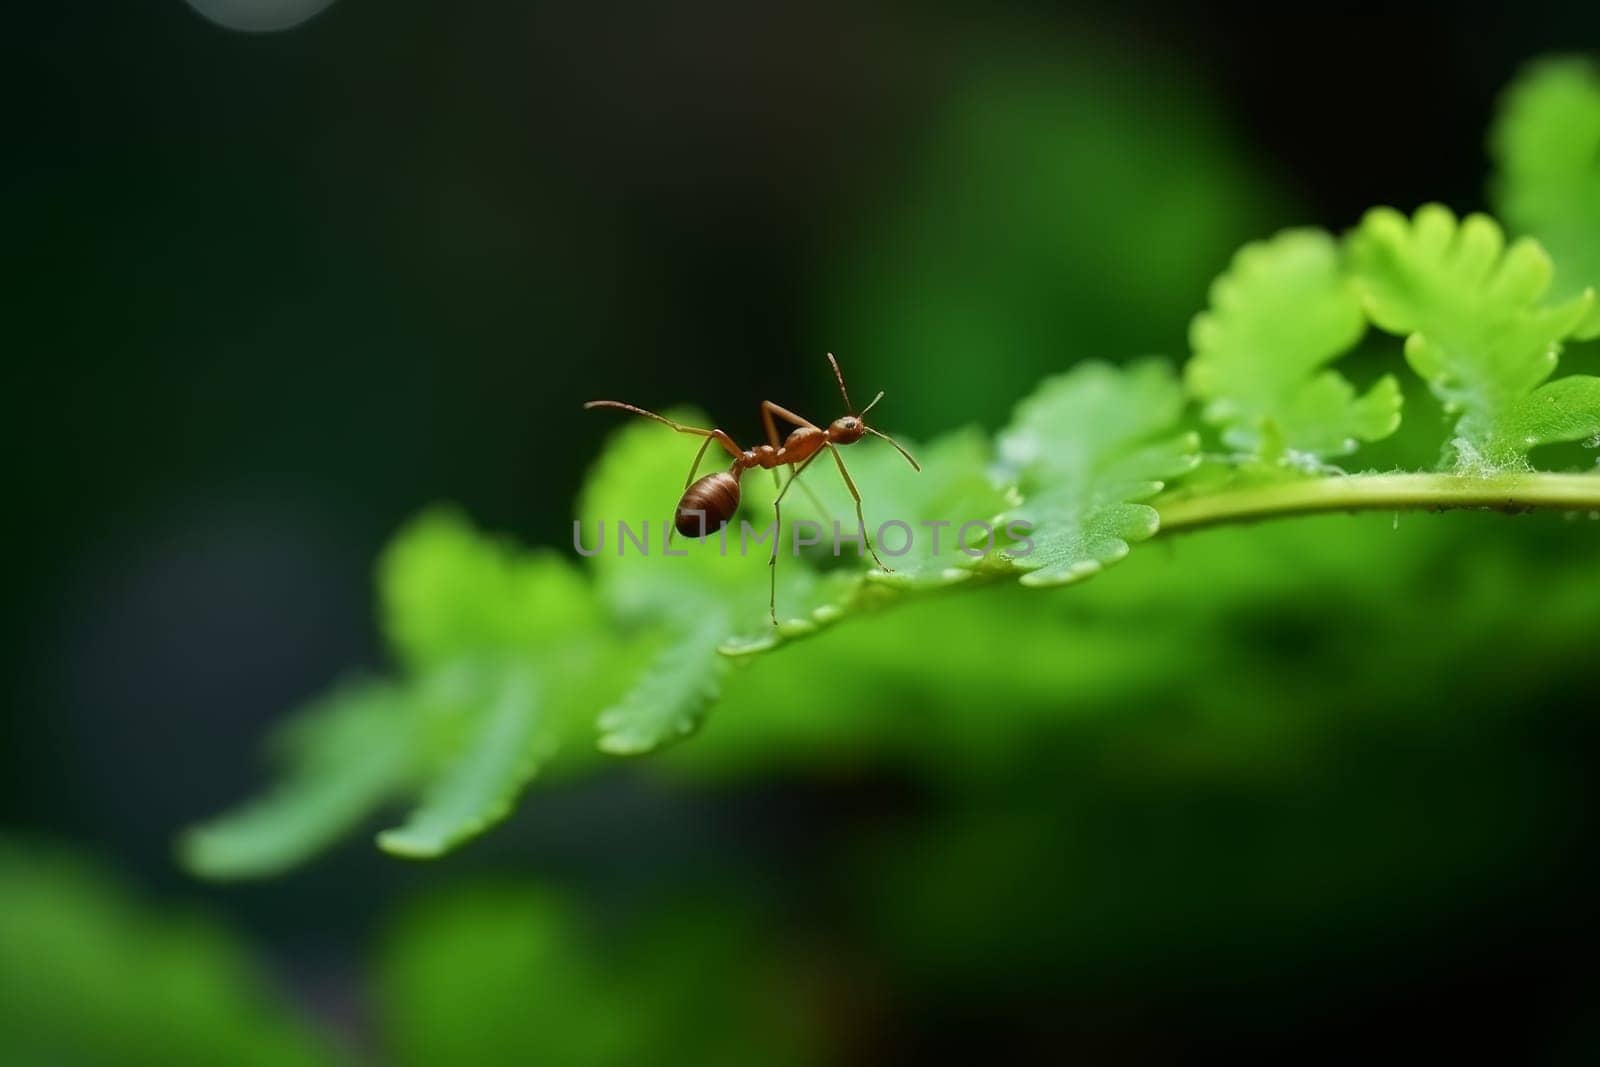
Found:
[823,353,921,471]
[827,414,866,444]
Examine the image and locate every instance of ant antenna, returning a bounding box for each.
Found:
[867,427,921,471]
[826,352,854,413]
[827,360,912,468]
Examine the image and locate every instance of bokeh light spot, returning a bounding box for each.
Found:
[183,0,337,33]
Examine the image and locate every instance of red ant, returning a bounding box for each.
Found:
[586,353,920,623]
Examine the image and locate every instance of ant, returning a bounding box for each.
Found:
[585,353,921,623]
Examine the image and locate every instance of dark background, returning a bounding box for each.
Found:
[4,2,1600,1062]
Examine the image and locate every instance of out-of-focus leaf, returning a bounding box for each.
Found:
[377,887,819,1067]
[1187,228,1400,461]
[1348,204,1598,464]
[379,663,548,858]
[187,509,626,874]
[1490,56,1600,339]
[598,611,731,755]
[381,507,597,670]
[180,681,418,880]
[825,53,1284,435]
[0,842,333,1066]
[379,888,624,1067]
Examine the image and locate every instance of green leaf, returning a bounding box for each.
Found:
[377,511,621,855]
[180,682,419,880]
[381,507,597,671]
[185,510,615,875]
[1490,57,1600,339]
[378,888,623,1066]
[996,359,1198,586]
[1347,204,1598,465]
[0,842,335,1065]
[1187,228,1401,461]
[378,663,548,858]
[1501,375,1600,452]
[598,611,732,755]
[377,887,819,1067]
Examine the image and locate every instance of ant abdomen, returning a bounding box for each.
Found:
[675,471,741,538]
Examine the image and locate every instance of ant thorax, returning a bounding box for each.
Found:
[781,425,825,452]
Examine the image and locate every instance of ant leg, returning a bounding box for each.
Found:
[683,433,715,488]
[827,445,891,573]
[761,400,820,439]
[762,404,784,451]
[769,451,823,624]
[585,401,743,459]
[760,399,785,496]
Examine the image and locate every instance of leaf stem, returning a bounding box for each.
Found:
[1155,471,1600,534]
[722,470,1600,658]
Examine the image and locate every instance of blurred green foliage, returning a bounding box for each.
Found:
[822,52,1290,434]
[0,842,823,1066]
[1491,56,1600,338]
[181,681,423,878]
[377,888,819,1067]
[0,843,333,1066]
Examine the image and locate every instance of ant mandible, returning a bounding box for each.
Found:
[585,353,921,624]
